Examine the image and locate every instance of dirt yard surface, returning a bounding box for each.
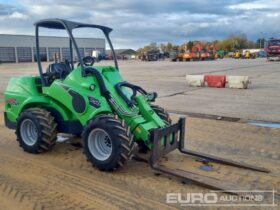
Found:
[0,59,279,209]
[0,105,279,209]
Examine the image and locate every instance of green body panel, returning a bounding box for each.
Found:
[4,65,167,148]
[5,76,74,123]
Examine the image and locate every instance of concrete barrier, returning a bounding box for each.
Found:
[226,76,250,89]
[186,74,251,89]
[204,75,226,88]
[186,75,205,87]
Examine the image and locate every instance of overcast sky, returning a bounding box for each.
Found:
[0,0,279,49]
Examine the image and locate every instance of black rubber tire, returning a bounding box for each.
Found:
[16,108,57,154]
[74,133,82,138]
[82,115,135,171]
[151,104,172,124]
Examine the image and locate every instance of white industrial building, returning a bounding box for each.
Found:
[0,34,105,63]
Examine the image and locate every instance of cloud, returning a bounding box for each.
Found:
[0,4,29,22]
[0,0,279,48]
[8,11,29,20]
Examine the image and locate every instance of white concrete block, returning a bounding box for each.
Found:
[186,74,205,87]
[226,76,251,89]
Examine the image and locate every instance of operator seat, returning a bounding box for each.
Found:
[45,62,71,85]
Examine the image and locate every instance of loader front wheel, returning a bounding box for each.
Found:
[151,104,172,124]
[82,115,134,171]
[16,108,57,153]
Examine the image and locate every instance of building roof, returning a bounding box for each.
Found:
[0,34,105,48]
[106,49,136,55]
[0,34,104,41]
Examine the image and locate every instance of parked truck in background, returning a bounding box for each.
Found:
[91,50,107,62]
[169,50,178,61]
[265,38,280,61]
[140,49,162,61]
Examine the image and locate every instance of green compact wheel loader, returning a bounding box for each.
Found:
[4,19,269,193]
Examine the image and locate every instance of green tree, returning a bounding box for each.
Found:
[187,41,194,50]
[136,48,143,55]
[149,42,158,50]
[166,42,173,52]
[216,34,253,51]
[172,45,179,51]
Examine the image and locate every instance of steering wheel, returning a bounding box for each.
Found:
[83,56,95,66]
[115,82,149,107]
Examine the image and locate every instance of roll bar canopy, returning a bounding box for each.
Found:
[34,19,113,33]
[34,18,118,86]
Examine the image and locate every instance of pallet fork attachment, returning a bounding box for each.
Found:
[149,118,270,194]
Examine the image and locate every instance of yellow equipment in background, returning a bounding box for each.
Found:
[245,51,251,59]
[234,51,241,59]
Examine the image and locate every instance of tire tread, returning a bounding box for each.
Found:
[16,108,57,154]
[82,114,134,171]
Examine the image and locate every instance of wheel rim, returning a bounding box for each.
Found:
[88,128,112,161]
[20,119,38,146]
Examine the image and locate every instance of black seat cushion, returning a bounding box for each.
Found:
[45,63,71,84]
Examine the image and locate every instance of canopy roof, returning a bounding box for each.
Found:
[34,18,112,33]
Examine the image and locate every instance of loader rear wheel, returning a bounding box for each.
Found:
[151,104,172,124]
[16,108,57,153]
[82,115,134,171]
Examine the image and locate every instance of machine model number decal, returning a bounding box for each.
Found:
[7,98,19,106]
[88,96,101,108]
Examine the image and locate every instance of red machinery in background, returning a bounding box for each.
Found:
[266,38,280,61]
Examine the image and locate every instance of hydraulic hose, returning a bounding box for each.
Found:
[82,67,111,100]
